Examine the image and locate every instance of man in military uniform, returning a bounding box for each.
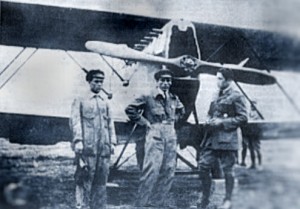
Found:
[70,69,116,209]
[125,69,185,208]
[240,101,262,169]
[197,68,247,209]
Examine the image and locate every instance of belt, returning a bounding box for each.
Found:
[151,120,174,125]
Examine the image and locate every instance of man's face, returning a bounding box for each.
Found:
[216,72,230,90]
[157,75,172,91]
[89,74,104,94]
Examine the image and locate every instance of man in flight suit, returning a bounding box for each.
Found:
[125,69,185,208]
[70,69,116,209]
[197,68,247,209]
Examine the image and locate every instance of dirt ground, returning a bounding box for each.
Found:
[1,138,300,209]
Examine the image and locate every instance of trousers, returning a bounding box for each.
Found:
[198,149,236,201]
[135,123,177,206]
[75,155,110,209]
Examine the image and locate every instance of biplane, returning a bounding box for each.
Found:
[1,0,300,174]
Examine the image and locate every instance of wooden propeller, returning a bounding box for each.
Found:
[85,41,276,85]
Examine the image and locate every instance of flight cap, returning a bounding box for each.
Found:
[154,69,174,81]
[86,69,105,82]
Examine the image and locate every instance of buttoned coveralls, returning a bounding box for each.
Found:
[70,93,116,209]
[125,88,185,206]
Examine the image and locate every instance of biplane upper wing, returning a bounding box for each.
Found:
[0,1,167,51]
[1,1,300,71]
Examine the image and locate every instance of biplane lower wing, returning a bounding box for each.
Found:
[1,112,299,145]
[0,112,144,145]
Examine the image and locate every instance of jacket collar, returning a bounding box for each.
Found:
[87,91,104,100]
[151,88,176,99]
[220,83,233,96]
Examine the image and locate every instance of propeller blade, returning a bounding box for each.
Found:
[85,41,178,66]
[194,60,276,85]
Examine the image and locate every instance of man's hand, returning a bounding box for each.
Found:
[146,121,152,130]
[111,144,116,155]
[207,118,223,127]
[74,141,83,153]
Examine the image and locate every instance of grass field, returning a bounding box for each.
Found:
[1,138,300,209]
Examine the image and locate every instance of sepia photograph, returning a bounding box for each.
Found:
[1,0,300,209]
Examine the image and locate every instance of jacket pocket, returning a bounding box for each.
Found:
[152,107,165,121]
[82,108,95,119]
[82,108,95,128]
[103,115,109,128]
[153,136,163,141]
[217,131,232,143]
[100,143,111,157]
[146,125,160,141]
[219,103,234,118]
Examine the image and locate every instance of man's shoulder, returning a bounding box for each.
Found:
[73,89,92,101]
[141,89,179,100]
[148,89,160,98]
[73,95,89,102]
[221,89,246,105]
[230,89,244,100]
[169,91,179,99]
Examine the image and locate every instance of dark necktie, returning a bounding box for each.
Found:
[163,91,170,118]
[218,90,223,97]
[164,91,167,102]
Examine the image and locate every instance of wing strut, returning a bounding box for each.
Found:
[65,51,113,99]
[205,38,233,62]
[176,153,197,170]
[238,35,270,72]
[111,123,138,171]
[65,51,88,74]
[234,81,264,119]
[0,48,37,90]
[192,104,199,124]
[98,55,129,87]
[0,47,25,77]
[276,81,300,115]
[234,35,300,115]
